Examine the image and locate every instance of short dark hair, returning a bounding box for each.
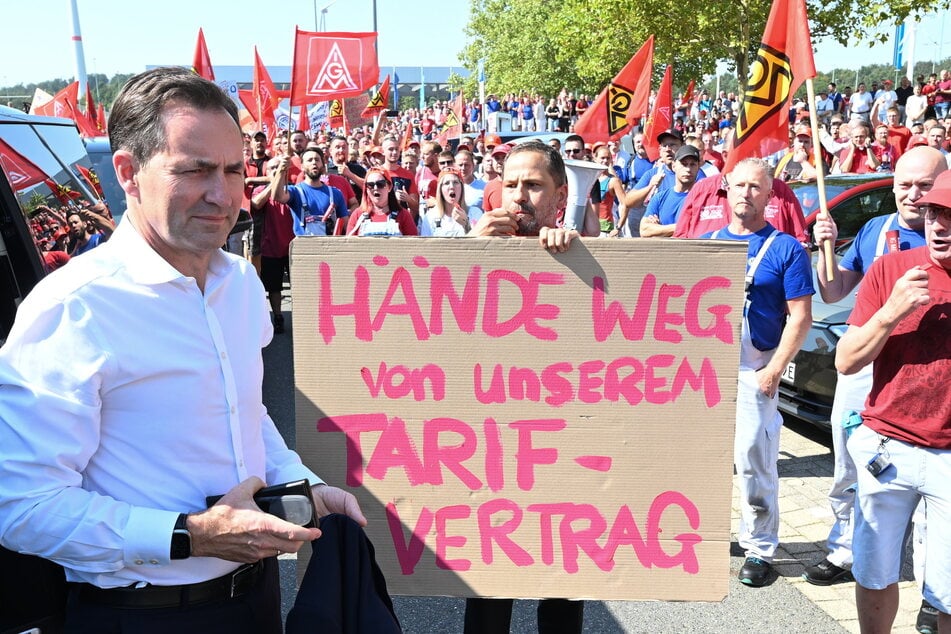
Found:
[506,141,566,188]
[301,146,325,161]
[108,66,239,166]
[564,134,585,147]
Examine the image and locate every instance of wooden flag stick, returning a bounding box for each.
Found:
[806,78,836,283]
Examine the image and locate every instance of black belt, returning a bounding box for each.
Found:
[73,560,264,609]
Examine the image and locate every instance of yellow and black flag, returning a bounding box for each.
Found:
[574,36,654,143]
[361,75,391,119]
[725,0,815,172]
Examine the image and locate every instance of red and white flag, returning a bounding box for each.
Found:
[290,29,378,105]
[725,0,816,172]
[642,65,674,162]
[192,28,215,82]
[0,138,47,191]
[574,36,654,143]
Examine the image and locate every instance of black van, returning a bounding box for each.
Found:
[0,105,116,634]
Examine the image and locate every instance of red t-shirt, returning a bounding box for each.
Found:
[482,179,503,212]
[251,185,296,258]
[922,83,937,107]
[384,166,419,197]
[673,175,807,242]
[935,79,951,104]
[835,147,876,174]
[886,125,912,158]
[848,247,951,448]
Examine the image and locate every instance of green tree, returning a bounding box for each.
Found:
[462,0,951,99]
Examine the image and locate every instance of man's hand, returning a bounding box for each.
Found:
[538,226,579,252]
[311,484,367,526]
[755,366,783,398]
[882,265,932,324]
[812,216,839,247]
[187,477,321,563]
[469,208,518,236]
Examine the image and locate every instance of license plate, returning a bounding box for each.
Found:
[781,362,796,383]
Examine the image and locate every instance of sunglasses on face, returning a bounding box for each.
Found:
[565,148,583,155]
[365,180,389,190]
[439,160,454,166]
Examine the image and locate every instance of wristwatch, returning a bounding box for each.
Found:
[170,513,191,560]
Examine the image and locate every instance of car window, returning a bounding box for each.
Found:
[0,118,112,342]
[831,187,897,241]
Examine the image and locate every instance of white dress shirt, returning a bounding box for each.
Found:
[0,220,321,588]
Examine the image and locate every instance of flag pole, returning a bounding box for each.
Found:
[806,77,835,283]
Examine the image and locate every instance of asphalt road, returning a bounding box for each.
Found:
[262,303,849,633]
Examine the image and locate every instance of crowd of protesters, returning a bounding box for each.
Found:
[23,72,951,633]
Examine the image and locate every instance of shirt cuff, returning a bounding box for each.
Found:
[124,507,180,566]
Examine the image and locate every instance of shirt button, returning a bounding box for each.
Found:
[220,352,227,359]
[230,406,237,414]
[134,559,144,565]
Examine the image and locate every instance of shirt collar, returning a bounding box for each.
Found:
[109,217,237,287]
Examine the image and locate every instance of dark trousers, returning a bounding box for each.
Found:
[464,597,583,634]
[63,558,281,634]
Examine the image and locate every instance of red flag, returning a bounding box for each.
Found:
[642,65,674,162]
[400,116,414,151]
[361,75,390,119]
[253,47,281,140]
[574,36,655,143]
[85,85,97,123]
[442,92,464,140]
[682,80,696,110]
[76,164,104,198]
[725,0,816,172]
[0,138,47,191]
[192,28,215,81]
[238,89,258,122]
[297,104,311,135]
[44,179,82,205]
[32,82,79,120]
[290,29,378,105]
[96,103,106,132]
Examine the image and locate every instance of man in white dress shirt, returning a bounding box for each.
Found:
[0,67,364,633]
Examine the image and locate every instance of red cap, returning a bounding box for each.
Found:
[491,143,512,157]
[907,134,929,149]
[484,133,502,147]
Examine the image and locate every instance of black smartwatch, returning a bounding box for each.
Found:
[170,513,191,560]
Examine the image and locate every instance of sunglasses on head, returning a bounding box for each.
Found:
[365,180,389,190]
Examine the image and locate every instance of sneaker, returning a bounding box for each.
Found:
[738,556,771,587]
[273,314,285,335]
[803,558,852,586]
[917,599,939,634]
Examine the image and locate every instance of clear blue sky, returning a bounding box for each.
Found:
[2,1,950,88]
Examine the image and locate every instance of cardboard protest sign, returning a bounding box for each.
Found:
[292,237,747,601]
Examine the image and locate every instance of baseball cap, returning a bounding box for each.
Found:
[370,145,384,156]
[252,131,267,140]
[657,129,684,145]
[484,133,502,147]
[674,145,701,162]
[907,134,929,149]
[491,143,512,157]
[914,170,951,208]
